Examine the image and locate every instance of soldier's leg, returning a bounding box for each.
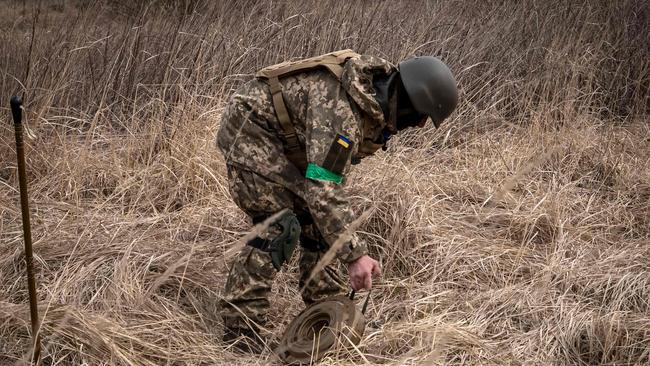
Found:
[221,245,276,331]
[297,219,348,305]
[220,166,300,347]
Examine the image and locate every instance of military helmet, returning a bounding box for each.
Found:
[398,56,458,127]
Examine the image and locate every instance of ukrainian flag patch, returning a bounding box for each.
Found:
[336,135,351,148]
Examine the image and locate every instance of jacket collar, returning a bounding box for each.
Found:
[341,55,396,132]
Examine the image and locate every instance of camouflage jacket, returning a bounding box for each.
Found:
[217,54,396,263]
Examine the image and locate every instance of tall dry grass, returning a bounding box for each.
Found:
[0,0,648,365]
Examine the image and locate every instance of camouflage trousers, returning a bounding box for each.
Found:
[220,165,348,330]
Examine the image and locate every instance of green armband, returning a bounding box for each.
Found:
[305,163,343,184]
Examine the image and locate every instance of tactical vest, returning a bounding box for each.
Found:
[255,49,360,173]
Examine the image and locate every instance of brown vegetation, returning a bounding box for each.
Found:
[0,0,648,365]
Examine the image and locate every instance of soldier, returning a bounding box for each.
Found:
[216,50,458,352]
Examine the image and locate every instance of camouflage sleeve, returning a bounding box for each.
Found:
[302,73,368,263]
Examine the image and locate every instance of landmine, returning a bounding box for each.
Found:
[276,295,366,364]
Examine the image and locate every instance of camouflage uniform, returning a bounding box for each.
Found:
[217,54,395,330]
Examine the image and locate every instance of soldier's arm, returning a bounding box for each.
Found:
[301,74,368,263]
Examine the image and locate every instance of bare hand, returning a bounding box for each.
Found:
[347,255,381,291]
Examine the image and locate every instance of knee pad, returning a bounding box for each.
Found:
[246,210,301,270]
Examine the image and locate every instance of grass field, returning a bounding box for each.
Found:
[0,1,648,365]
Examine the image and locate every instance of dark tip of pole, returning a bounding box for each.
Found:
[10,95,22,106]
[10,96,23,125]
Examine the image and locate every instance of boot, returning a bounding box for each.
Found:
[222,327,266,354]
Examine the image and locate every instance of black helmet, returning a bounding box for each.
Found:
[398,56,458,127]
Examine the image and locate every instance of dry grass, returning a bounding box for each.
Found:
[0,0,648,365]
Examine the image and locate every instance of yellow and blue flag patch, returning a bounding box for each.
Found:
[336,135,351,149]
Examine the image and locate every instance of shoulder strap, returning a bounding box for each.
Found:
[256,50,360,173]
[267,75,307,171]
